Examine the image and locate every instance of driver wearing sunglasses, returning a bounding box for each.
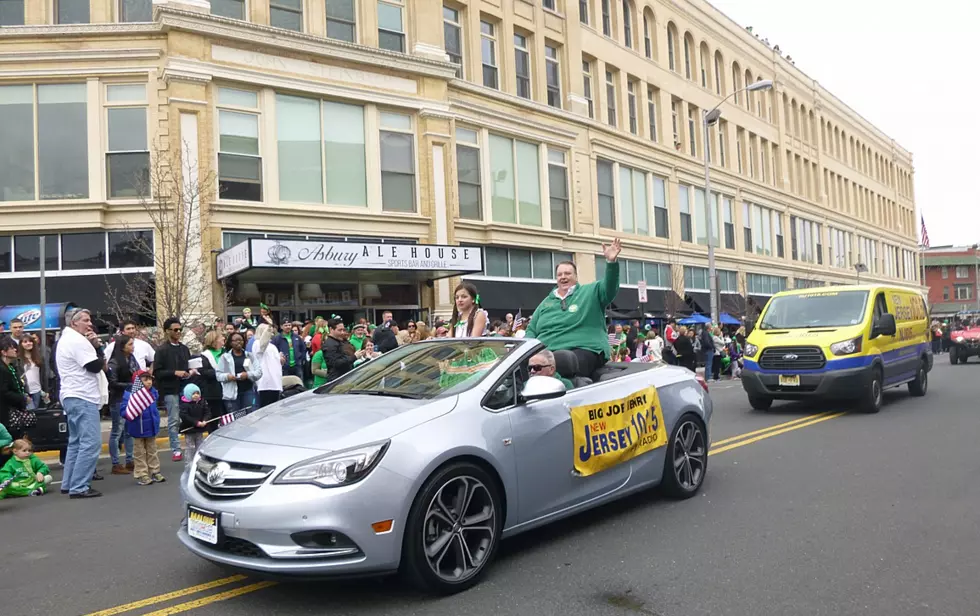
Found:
[528,350,574,390]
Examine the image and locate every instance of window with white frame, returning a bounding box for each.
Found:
[596,159,615,229]
[666,26,676,71]
[742,202,751,251]
[955,284,972,300]
[326,0,356,42]
[718,120,727,167]
[483,246,572,280]
[456,127,481,220]
[217,88,261,201]
[723,197,735,250]
[956,265,970,279]
[683,265,708,290]
[545,43,562,108]
[748,136,756,178]
[597,257,671,287]
[582,60,594,119]
[653,176,668,239]
[687,107,696,157]
[773,210,784,258]
[514,34,532,99]
[647,85,658,142]
[579,0,588,24]
[605,69,617,127]
[543,0,555,10]
[747,273,786,295]
[118,0,151,22]
[683,36,692,80]
[105,84,149,199]
[271,0,303,30]
[601,0,611,36]
[643,13,652,58]
[210,0,244,20]
[670,99,679,145]
[379,111,415,212]
[481,20,498,89]
[693,187,709,245]
[718,269,738,292]
[678,184,692,242]
[548,149,570,231]
[0,83,89,202]
[277,94,324,204]
[0,0,24,25]
[56,0,89,23]
[618,165,648,235]
[791,216,821,264]
[0,230,154,274]
[490,135,540,226]
[941,266,948,279]
[443,6,463,77]
[622,0,632,47]
[377,1,405,52]
[627,80,638,134]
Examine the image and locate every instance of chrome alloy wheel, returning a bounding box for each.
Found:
[422,475,496,583]
[672,420,707,491]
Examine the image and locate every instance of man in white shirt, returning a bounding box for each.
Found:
[105,319,155,371]
[56,308,107,499]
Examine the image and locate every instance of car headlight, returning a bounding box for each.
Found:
[830,337,862,356]
[956,336,964,343]
[274,442,389,488]
[743,343,758,358]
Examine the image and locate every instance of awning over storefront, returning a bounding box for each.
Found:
[0,303,76,331]
[472,280,554,315]
[217,239,483,282]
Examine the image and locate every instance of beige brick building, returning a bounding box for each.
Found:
[0,0,920,326]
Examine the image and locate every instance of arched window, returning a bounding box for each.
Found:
[799,104,807,142]
[809,110,816,147]
[743,68,753,110]
[731,61,742,103]
[642,8,656,59]
[622,0,633,49]
[713,50,724,94]
[683,32,695,80]
[791,99,800,137]
[783,93,791,128]
[666,22,678,72]
[699,42,710,88]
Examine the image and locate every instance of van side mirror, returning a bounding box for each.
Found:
[873,313,897,337]
[521,375,566,402]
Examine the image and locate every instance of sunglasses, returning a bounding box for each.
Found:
[170,327,182,333]
[560,298,567,311]
[529,363,552,372]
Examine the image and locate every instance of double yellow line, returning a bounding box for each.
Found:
[709,411,847,456]
[85,411,846,615]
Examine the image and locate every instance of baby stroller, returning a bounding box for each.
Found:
[281,375,306,399]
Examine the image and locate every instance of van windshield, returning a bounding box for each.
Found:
[759,290,869,330]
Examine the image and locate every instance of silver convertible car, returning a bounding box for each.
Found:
[178,337,713,594]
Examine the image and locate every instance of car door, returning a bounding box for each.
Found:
[493,365,631,525]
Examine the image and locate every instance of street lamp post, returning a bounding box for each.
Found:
[703,79,774,326]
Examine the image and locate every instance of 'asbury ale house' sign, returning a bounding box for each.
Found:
[217,239,484,279]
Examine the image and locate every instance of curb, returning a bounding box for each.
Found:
[38,435,183,464]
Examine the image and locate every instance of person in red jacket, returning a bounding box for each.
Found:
[663,318,679,365]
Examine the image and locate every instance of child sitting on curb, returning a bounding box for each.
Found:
[0,439,52,498]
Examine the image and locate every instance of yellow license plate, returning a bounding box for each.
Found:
[778,375,800,387]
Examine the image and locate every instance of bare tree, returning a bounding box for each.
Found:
[662,240,687,319]
[105,141,218,326]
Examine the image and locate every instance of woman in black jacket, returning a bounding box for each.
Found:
[106,335,139,474]
[673,326,697,372]
[0,336,28,439]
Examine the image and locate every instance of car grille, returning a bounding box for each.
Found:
[758,346,826,371]
[217,537,266,559]
[194,455,275,500]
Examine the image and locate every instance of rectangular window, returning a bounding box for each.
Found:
[688,110,696,157]
[694,188,708,245]
[105,84,149,199]
[490,135,541,226]
[942,266,949,279]
[718,121,727,166]
[955,265,970,279]
[579,0,588,24]
[481,21,498,89]
[456,128,481,220]
[684,266,708,290]
[943,286,950,301]
[601,0,611,36]
[605,70,617,127]
[678,185,692,243]
[736,139,742,174]
[623,0,632,47]
[548,149,569,231]
[627,81,637,134]
[277,94,322,203]
[647,86,658,142]
[108,230,153,268]
[774,211,784,258]
[380,111,415,212]
[653,176,668,239]
[619,166,647,234]
[596,159,615,229]
[56,0,89,23]
[271,0,303,30]
[0,85,36,202]
[321,101,367,206]
[62,232,106,270]
[956,284,972,300]
[119,0,151,22]
[743,202,752,251]
[582,61,594,119]
[545,44,562,108]
[671,100,679,144]
[378,1,405,52]
[326,0,356,41]
[723,198,734,249]
[39,84,89,200]
[543,0,555,9]
[218,89,261,201]
[443,7,463,77]
[516,141,541,226]
[14,235,58,273]
[0,0,24,24]
[514,34,532,99]
[210,0,244,19]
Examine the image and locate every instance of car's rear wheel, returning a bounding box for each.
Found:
[401,462,502,595]
[908,359,928,397]
[748,395,773,411]
[661,414,707,499]
[861,367,883,413]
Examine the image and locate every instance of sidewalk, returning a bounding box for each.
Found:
[38,416,181,464]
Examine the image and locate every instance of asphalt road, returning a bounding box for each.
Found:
[4,360,978,616]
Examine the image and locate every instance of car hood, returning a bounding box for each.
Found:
[214,391,458,452]
[952,328,980,339]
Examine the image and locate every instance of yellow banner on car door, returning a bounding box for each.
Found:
[570,386,668,477]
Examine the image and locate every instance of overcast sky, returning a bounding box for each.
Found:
[708,0,977,247]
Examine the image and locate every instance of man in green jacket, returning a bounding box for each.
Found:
[525,239,622,378]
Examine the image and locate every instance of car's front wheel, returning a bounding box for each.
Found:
[661,414,708,499]
[748,395,773,411]
[401,462,503,595]
[950,347,961,364]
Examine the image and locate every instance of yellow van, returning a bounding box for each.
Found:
[741,284,932,413]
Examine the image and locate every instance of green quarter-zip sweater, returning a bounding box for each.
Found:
[526,260,621,359]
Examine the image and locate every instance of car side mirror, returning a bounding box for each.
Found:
[873,313,897,337]
[521,375,566,402]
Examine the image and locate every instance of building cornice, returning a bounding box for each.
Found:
[0,48,163,63]
[0,23,160,38]
[155,7,458,81]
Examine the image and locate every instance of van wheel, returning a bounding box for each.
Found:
[861,367,883,413]
[748,395,773,411]
[908,360,928,397]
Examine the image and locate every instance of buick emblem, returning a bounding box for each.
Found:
[206,461,231,486]
[782,353,799,361]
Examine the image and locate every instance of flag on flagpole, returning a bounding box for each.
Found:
[219,406,252,427]
[122,372,154,421]
[513,309,525,329]
[920,215,930,248]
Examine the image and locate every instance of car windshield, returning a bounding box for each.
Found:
[759,290,869,330]
[318,339,521,399]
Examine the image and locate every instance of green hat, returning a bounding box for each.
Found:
[260,302,270,310]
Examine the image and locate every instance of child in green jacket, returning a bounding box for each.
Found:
[0,439,52,498]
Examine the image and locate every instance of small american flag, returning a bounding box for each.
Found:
[123,374,154,421]
[920,215,930,248]
[513,309,525,329]
[219,407,252,427]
